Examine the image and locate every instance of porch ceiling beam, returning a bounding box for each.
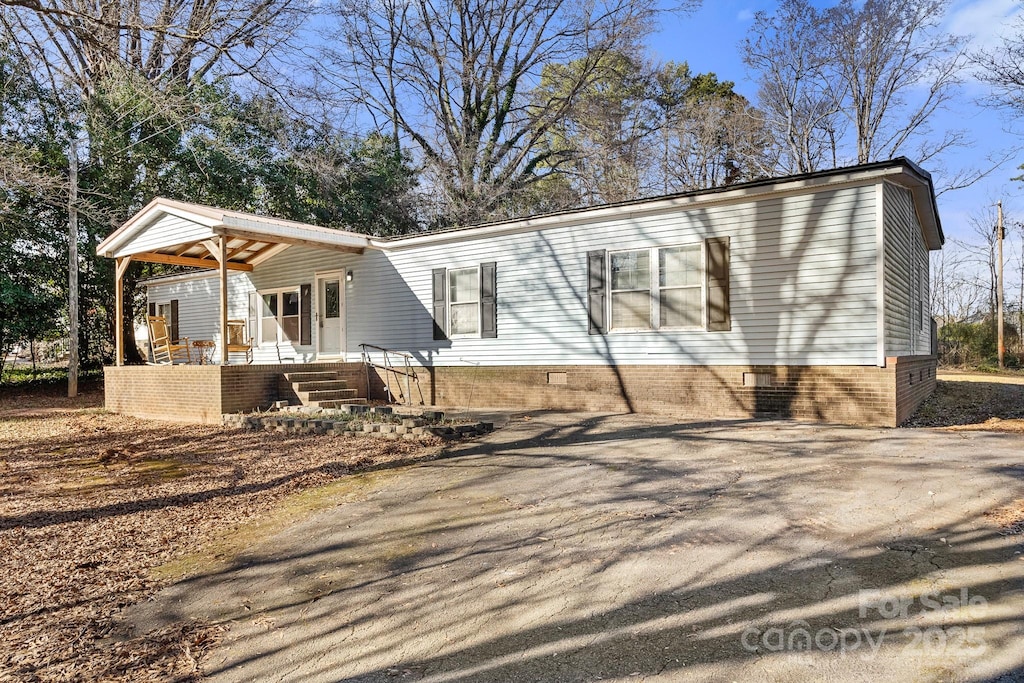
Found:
[200,239,223,263]
[226,239,258,259]
[246,241,280,259]
[173,242,197,256]
[212,227,365,254]
[130,251,253,271]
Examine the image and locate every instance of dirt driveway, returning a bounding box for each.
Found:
[129,413,1024,682]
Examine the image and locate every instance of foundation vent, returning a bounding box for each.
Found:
[547,372,568,385]
[743,372,773,387]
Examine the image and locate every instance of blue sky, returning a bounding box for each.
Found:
[645,0,1024,243]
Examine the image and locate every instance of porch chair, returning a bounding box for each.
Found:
[226,319,254,364]
[148,315,193,364]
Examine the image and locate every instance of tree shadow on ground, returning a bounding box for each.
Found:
[120,412,1024,682]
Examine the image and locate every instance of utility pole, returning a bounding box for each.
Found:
[996,201,1005,370]
[68,138,79,398]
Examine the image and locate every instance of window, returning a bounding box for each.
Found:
[154,302,172,321]
[148,300,179,342]
[259,289,301,344]
[608,243,704,331]
[610,250,651,329]
[659,245,703,328]
[449,267,480,336]
[432,263,497,340]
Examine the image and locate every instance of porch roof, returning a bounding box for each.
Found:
[96,197,371,271]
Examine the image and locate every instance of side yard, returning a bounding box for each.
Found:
[0,386,440,681]
[906,372,1024,429]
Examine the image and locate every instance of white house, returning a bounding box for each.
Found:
[98,158,942,427]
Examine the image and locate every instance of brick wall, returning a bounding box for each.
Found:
[409,361,932,427]
[107,357,937,427]
[105,362,366,424]
[891,355,938,425]
[104,365,223,423]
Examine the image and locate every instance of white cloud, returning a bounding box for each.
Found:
[736,8,755,22]
[946,0,1022,51]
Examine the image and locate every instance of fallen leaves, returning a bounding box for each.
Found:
[985,500,1024,536]
[0,386,439,681]
[903,377,1024,428]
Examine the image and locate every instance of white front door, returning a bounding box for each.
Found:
[317,273,345,356]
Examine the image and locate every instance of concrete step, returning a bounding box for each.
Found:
[300,388,360,401]
[293,380,349,392]
[284,371,339,383]
[312,398,368,408]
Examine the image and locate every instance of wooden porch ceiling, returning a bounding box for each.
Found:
[127,227,364,272]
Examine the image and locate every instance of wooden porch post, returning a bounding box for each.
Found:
[114,256,131,366]
[219,235,228,364]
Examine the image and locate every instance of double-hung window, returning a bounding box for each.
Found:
[432,263,498,340]
[260,289,301,344]
[448,267,481,337]
[608,243,703,331]
[659,245,703,328]
[610,250,652,329]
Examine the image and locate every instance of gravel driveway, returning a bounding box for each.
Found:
[129,412,1024,682]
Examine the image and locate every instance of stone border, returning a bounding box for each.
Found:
[221,407,494,442]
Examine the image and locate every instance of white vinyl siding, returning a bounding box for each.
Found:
[147,182,883,367]
[146,275,223,346]
[883,182,931,356]
[113,214,214,257]
[348,183,880,366]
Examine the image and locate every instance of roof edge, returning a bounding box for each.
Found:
[97,197,374,258]
[376,158,942,250]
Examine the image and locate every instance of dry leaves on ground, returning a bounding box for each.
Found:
[0,387,439,681]
[903,378,1024,430]
[985,500,1024,536]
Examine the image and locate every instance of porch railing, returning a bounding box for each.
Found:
[359,344,424,406]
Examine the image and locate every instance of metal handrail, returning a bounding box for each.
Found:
[359,343,413,359]
[359,343,424,405]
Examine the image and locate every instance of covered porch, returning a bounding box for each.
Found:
[97,199,406,422]
[97,197,372,366]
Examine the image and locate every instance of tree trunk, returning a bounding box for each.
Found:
[68,138,79,397]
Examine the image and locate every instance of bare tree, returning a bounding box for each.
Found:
[323,0,698,226]
[741,0,843,174]
[743,0,970,181]
[827,0,968,165]
[931,247,986,324]
[661,94,769,191]
[976,6,1024,115]
[537,51,660,206]
[0,0,307,96]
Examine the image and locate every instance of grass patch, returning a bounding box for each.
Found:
[150,469,406,582]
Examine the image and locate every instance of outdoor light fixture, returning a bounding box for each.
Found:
[346,269,354,282]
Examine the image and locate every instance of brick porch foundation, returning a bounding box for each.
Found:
[104,362,366,424]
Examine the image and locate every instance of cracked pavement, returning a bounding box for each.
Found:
[127,412,1024,682]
